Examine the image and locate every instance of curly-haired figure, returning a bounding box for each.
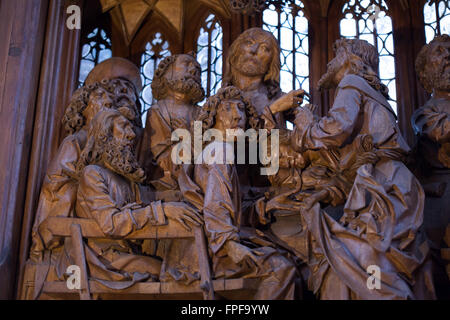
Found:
[27,58,145,299]
[70,108,201,289]
[179,87,299,300]
[140,53,205,190]
[412,35,450,170]
[30,58,142,261]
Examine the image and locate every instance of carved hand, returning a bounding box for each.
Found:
[171,118,190,130]
[163,202,203,231]
[225,240,264,267]
[269,89,306,114]
[293,107,315,130]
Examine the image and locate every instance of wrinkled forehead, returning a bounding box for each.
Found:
[219,98,245,109]
[113,114,132,129]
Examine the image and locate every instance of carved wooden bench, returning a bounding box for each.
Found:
[39,217,258,300]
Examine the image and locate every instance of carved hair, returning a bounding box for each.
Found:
[151,52,204,103]
[335,38,390,99]
[223,28,281,100]
[197,86,260,130]
[62,78,140,134]
[416,34,450,93]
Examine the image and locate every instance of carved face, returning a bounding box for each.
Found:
[233,33,273,77]
[83,88,114,124]
[318,46,349,90]
[426,41,450,92]
[215,99,247,134]
[110,78,139,120]
[170,54,202,84]
[163,54,204,103]
[112,115,136,143]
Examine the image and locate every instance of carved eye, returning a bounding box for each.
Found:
[260,44,269,52]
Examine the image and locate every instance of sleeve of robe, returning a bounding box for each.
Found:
[291,86,362,151]
[201,163,240,254]
[412,105,450,144]
[78,165,167,237]
[147,106,176,172]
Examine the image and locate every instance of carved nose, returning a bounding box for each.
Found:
[126,129,136,141]
[249,43,258,54]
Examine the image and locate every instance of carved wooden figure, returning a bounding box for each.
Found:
[141,53,205,190]
[71,108,201,288]
[268,39,436,300]
[412,35,450,285]
[179,87,300,300]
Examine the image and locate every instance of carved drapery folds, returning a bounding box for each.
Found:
[13,0,449,300]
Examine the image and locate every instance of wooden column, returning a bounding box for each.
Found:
[0,0,50,299]
[15,0,83,299]
[388,0,423,146]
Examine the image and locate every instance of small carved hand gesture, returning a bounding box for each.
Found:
[171,118,190,131]
[225,240,264,268]
[294,106,315,130]
[163,202,203,231]
[269,89,306,114]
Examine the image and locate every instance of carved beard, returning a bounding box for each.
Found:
[166,76,205,104]
[104,138,146,183]
[318,55,345,90]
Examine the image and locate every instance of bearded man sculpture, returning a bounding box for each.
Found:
[412,35,450,288]
[141,53,205,190]
[268,39,436,300]
[29,58,143,263]
[72,108,202,288]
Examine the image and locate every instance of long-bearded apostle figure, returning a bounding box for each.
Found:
[140,53,205,190]
[179,87,299,300]
[411,35,450,289]
[268,39,436,299]
[71,108,202,288]
[30,57,143,262]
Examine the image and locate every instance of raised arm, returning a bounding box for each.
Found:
[291,86,362,152]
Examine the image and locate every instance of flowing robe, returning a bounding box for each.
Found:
[412,96,450,292]
[141,100,199,190]
[73,164,166,288]
[285,74,436,299]
[412,97,450,169]
[179,141,299,300]
[30,130,87,260]
[139,100,202,284]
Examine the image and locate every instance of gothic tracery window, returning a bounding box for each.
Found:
[78,28,112,87]
[340,0,397,113]
[424,0,450,44]
[140,32,172,125]
[197,13,223,103]
[263,0,309,96]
